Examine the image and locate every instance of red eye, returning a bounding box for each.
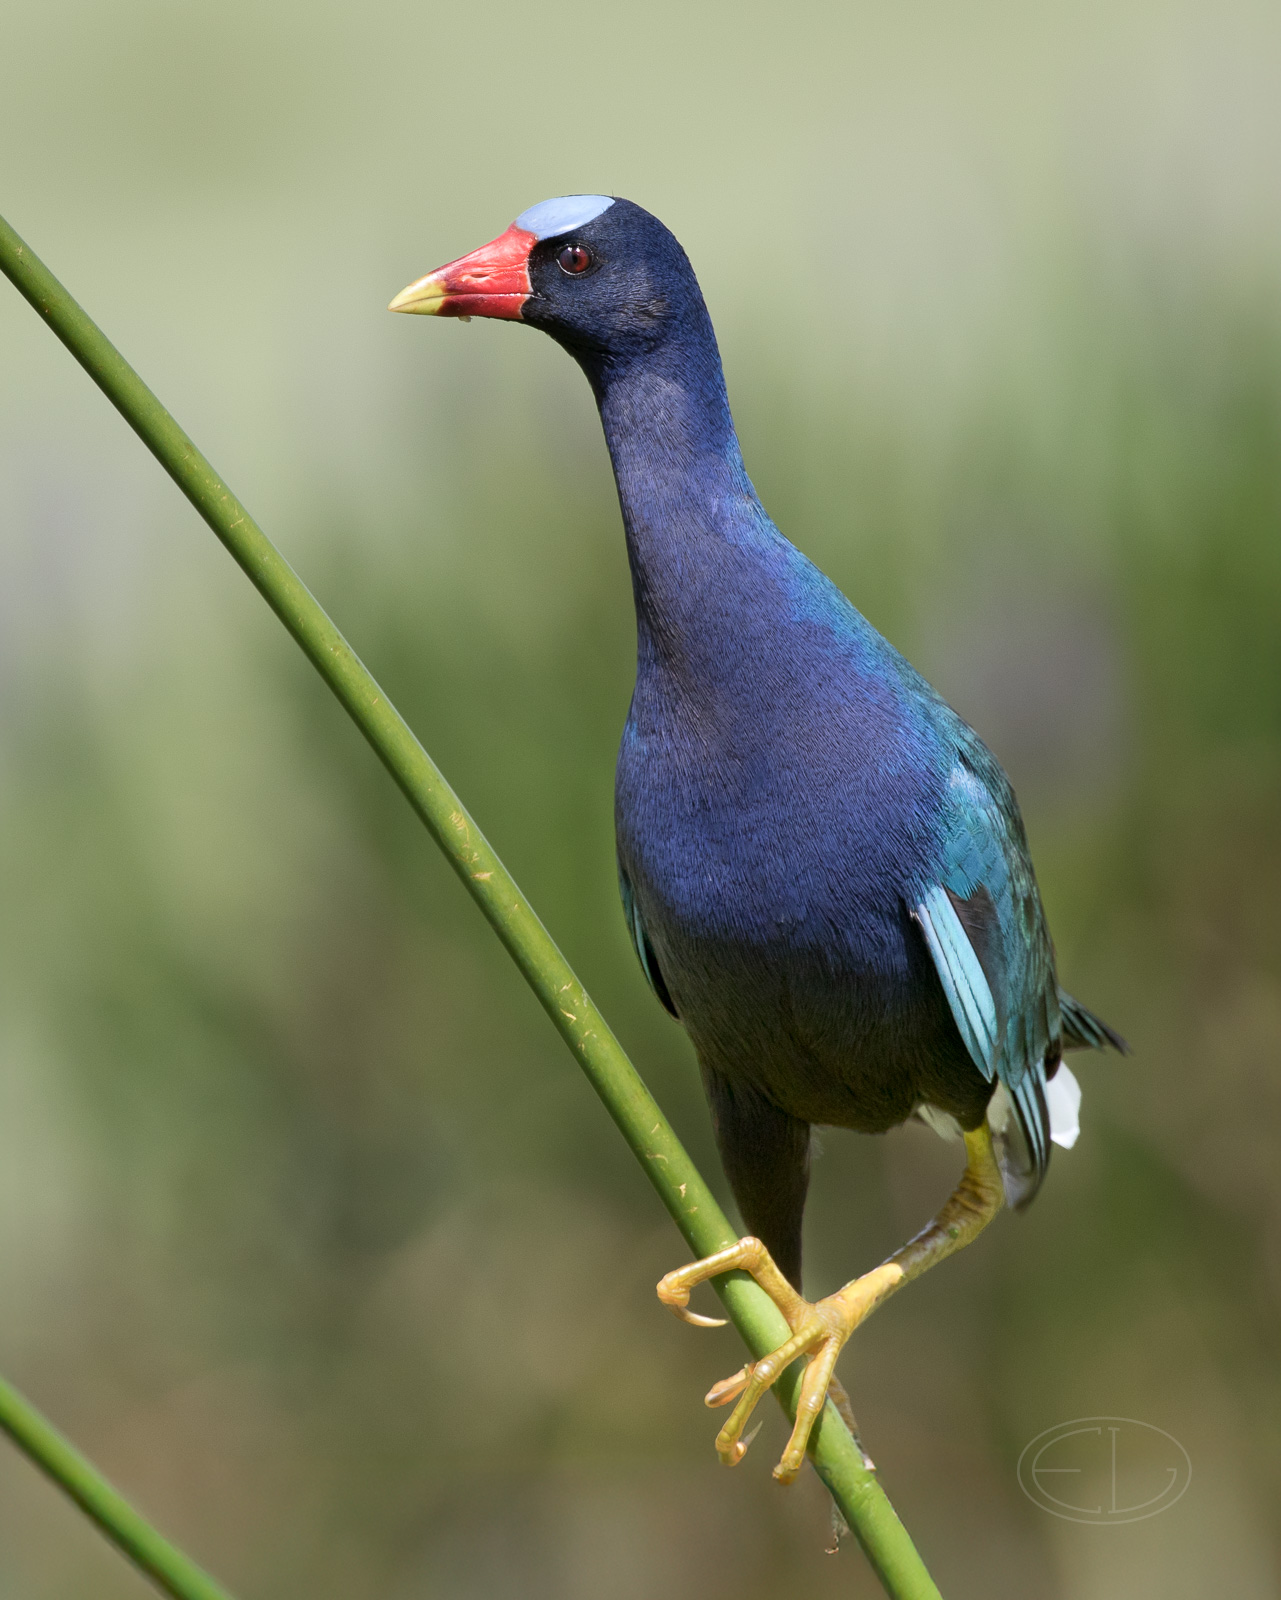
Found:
[557,244,592,275]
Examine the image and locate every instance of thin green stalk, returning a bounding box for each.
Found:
[0,1376,235,1600]
[0,210,943,1600]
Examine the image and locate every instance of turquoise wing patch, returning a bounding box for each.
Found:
[913,884,999,1082]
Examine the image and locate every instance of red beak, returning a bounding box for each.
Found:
[388,223,537,320]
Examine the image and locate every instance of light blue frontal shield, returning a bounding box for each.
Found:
[515,194,615,241]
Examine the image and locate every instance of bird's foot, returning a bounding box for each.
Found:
[657,1237,900,1483]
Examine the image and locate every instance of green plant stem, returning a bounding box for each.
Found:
[0,210,943,1600]
[0,1376,235,1600]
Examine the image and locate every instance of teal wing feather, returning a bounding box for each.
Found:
[619,868,679,1019]
[914,884,1000,1082]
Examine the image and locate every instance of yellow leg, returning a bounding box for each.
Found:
[657,1123,1004,1483]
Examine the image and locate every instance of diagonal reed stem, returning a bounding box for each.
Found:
[0,1376,235,1600]
[0,209,943,1600]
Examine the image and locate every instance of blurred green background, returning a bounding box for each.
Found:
[2,0,1280,1595]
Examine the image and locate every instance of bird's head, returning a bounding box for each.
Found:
[389,196,703,366]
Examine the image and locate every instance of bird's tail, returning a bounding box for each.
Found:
[987,1059,1084,1211]
[1058,990,1129,1054]
[989,992,1124,1209]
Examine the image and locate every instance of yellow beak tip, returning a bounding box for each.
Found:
[388,276,445,315]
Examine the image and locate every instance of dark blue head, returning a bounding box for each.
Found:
[391,194,763,618]
[389,195,723,398]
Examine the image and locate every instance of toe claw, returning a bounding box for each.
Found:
[705,1365,752,1408]
[668,1302,727,1328]
[722,1420,763,1466]
[657,1273,726,1327]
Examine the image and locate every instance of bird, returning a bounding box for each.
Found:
[390,194,1126,1483]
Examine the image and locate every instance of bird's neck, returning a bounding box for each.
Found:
[580,323,784,673]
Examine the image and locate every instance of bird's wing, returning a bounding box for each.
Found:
[912,742,1063,1207]
[619,868,679,1019]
